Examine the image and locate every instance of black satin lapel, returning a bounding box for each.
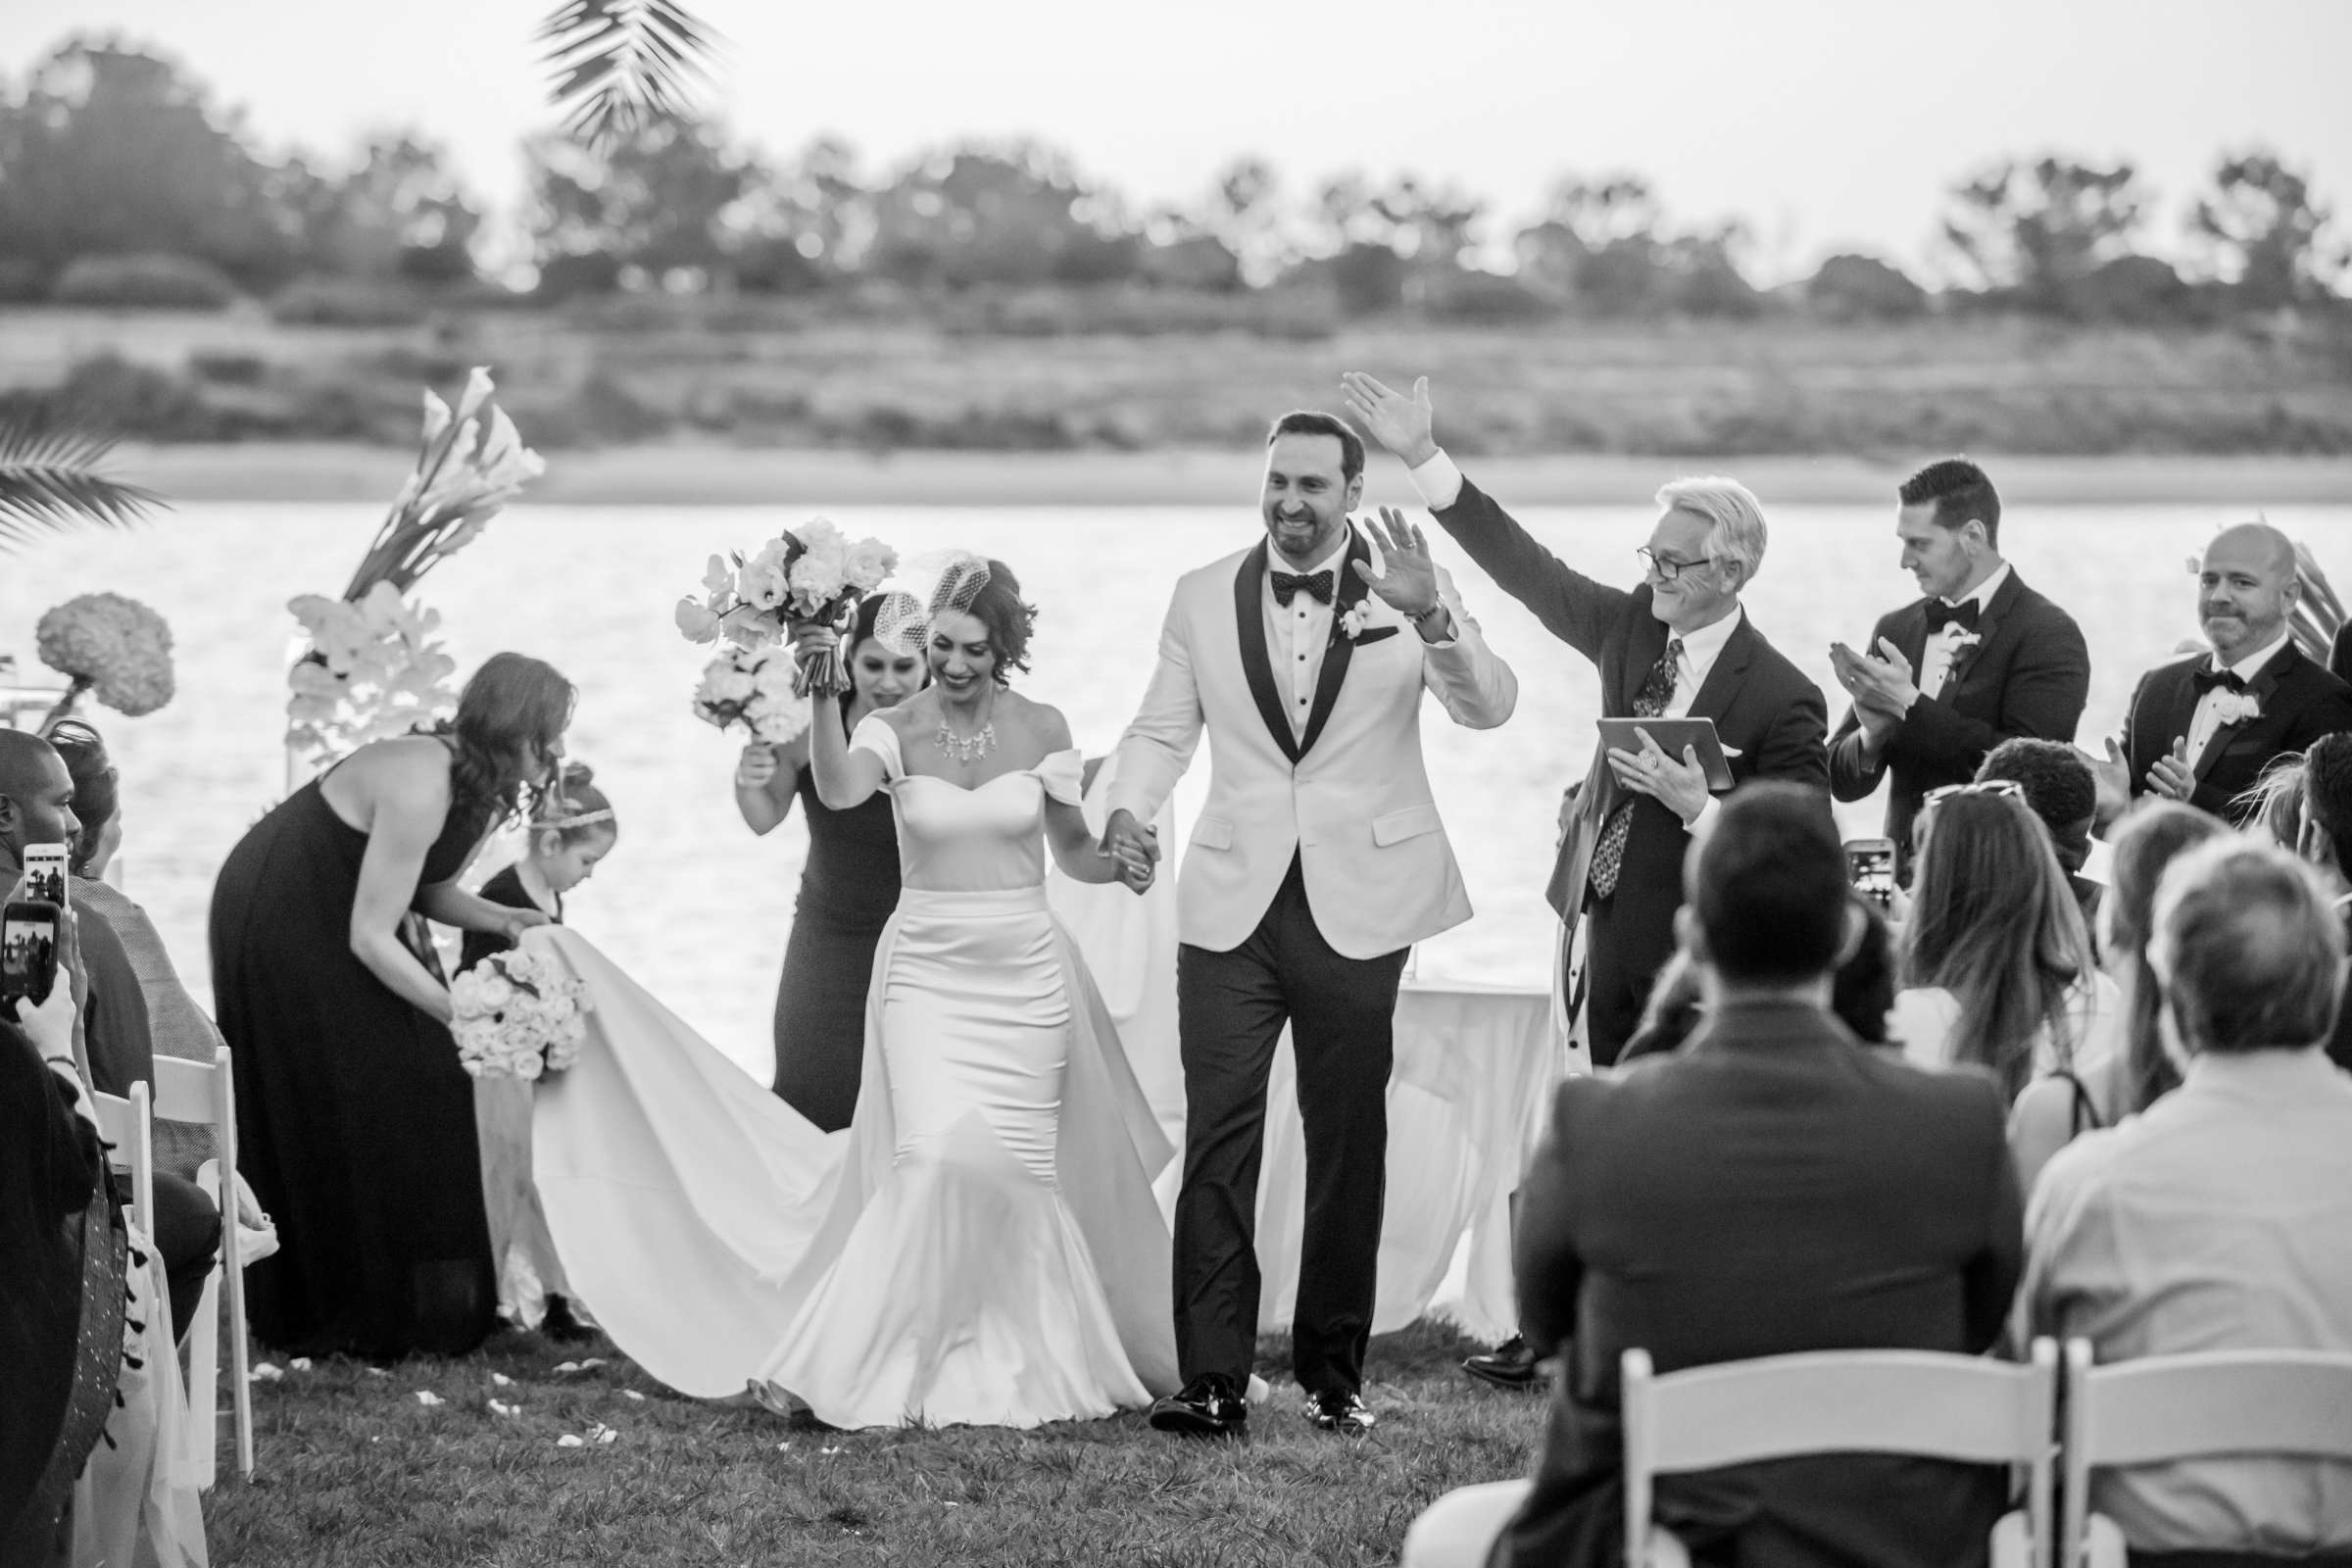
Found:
[1234,541,1300,765]
[1686,614,1754,722]
[1298,529,1373,759]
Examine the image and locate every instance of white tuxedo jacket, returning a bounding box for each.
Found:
[1107,528,1517,959]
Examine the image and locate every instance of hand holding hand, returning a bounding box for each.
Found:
[792,621,840,661]
[1606,728,1712,825]
[2145,736,2196,802]
[1352,507,1443,620]
[1101,808,1159,895]
[735,742,780,790]
[1338,372,1440,467]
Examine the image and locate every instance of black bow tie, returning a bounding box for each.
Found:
[1924,600,1981,634]
[1272,569,1335,608]
[2191,666,2250,697]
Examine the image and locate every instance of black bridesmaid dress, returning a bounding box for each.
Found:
[209,758,499,1359]
[771,763,900,1132]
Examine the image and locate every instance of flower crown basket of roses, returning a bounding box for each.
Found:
[450,940,592,1082]
[675,517,898,701]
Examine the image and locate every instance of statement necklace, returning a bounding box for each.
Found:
[935,717,998,764]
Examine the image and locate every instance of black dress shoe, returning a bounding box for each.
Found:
[1462,1335,1541,1391]
[540,1295,595,1345]
[1149,1373,1248,1438]
[1302,1387,1376,1437]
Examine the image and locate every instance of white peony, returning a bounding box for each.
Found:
[736,540,795,612]
[844,537,898,593]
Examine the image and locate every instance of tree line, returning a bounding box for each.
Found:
[1,34,2346,327]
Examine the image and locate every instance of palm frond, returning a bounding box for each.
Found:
[0,415,167,552]
[537,0,720,147]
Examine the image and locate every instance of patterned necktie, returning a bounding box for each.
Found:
[1271,569,1335,607]
[1589,639,1684,900]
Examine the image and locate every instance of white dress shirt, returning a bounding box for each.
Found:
[2025,1047,2352,1554]
[1919,561,2011,700]
[2183,628,2291,763]
[1407,445,1735,829]
[1266,535,1348,739]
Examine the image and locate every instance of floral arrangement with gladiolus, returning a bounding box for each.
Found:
[283,368,542,765]
[34,591,174,731]
[674,517,897,697]
[283,584,462,765]
[451,940,591,1081]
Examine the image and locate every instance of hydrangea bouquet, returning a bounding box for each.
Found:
[450,942,592,1082]
[674,518,897,699]
[34,591,175,730]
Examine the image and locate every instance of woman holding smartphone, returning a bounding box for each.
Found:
[733,594,920,1130]
[209,653,574,1360]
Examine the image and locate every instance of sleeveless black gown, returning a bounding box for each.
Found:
[209,766,499,1359]
[771,764,900,1131]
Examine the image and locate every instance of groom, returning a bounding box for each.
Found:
[1105,411,1518,1438]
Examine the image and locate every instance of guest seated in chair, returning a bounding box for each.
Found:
[1402,783,2023,1568]
[0,728,220,1345]
[2023,835,2352,1561]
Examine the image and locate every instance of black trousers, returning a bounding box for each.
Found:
[1172,856,1407,1396]
[114,1170,221,1345]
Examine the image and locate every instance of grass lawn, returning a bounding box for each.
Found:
[205,1320,1544,1566]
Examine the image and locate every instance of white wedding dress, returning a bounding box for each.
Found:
[530,718,1180,1428]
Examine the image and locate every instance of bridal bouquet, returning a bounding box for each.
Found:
[33,592,175,729]
[451,944,592,1082]
[674,518,897,697]
[689,640,809,747]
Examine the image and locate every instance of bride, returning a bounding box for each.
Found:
[531,555,1179,1429]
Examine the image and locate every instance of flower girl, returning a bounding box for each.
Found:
[460,762,616,1341]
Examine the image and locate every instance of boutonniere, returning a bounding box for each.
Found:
[1334,603,1397,647]
[2212,690,2261,726]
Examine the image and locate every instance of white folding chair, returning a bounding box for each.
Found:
[152,1046,256,1486]
[87,1081,155,1234]
[2061,1339,2352,1568]
[1623,1340,2059,1568]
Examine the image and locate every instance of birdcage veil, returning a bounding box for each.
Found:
[871,550,994,658]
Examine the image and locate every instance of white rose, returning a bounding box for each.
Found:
[844,538,898,592]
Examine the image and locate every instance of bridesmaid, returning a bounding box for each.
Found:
[735,595,919,1130]
[209,653,573,1359]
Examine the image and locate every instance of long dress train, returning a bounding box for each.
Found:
[532,721,1176,1428]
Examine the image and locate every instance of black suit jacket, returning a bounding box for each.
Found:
[2329,620,2352,687]
[1430,476,1829,968]
[1496,1000,2025,1568]
[1829,570,2090,871]
[2122,642,2352,823]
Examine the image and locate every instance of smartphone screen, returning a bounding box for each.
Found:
[21,844,69,908]
[2,903,60,1007]
[1845,839,1897,910]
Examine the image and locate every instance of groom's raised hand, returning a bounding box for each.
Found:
[1353,507,1444,625]
[1339,371,1440,468]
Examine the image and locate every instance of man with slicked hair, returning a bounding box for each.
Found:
[2100,522,2352,826]
[1828,457,2089,878]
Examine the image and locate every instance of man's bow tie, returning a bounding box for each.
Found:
[1924,600,1981,634]
[1272,568,1335,608]
[2191,665,2251,697]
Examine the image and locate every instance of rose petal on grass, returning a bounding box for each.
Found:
[249,1363,283,1383]
[488,1399,521,1417]
[621,1390,646,1401]
[289,1357,313,1371]
[490,1373,514,1388]
[414,1392,444,1406]
[557,1435,584,1448]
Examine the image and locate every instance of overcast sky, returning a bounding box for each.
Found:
[10,0,2349,280]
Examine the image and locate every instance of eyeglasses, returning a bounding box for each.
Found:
[1921,778,2029,811]
[1636,547,1720,582]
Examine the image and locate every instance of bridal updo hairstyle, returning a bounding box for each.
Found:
[443,653,576,825]
[962,560,1038,684]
